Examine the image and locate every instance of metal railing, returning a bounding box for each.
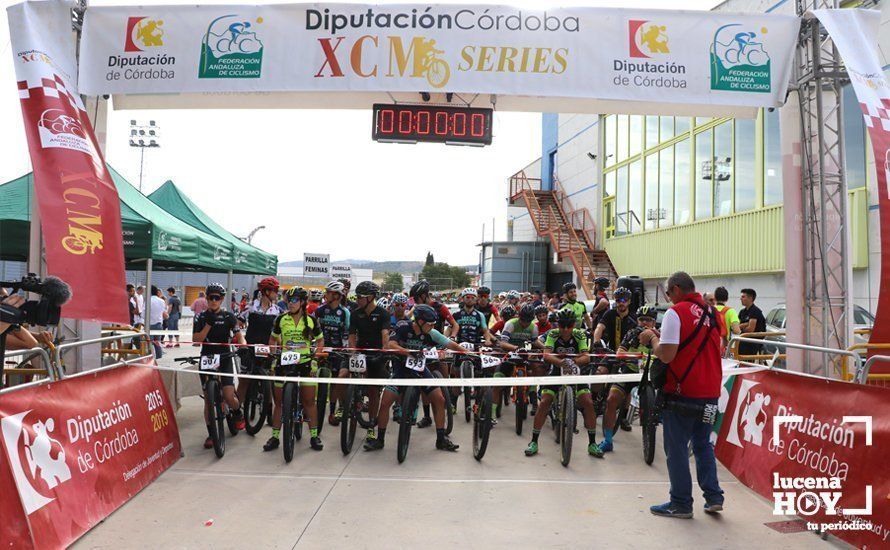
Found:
[840,343,890,382]
[856,355,890,384]
[727,331,787,362]
[55,332,148,379]
[508,170,542,198]
[730,336,862,380]
[2,346,56,383]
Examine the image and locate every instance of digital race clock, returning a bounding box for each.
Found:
[371,104,493,146]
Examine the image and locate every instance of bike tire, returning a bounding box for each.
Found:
[641,385,657,465]
[244,379,266,436]
[473,387,492,461]
[515,391,527,436]
[461,361,473,423]
[316,368,330,436]
[282,382,297,463]
[341,385,358,455]
[206,379,225,458]
[397,387,419,464]
[560,388,575,467]
[433,371,453,435]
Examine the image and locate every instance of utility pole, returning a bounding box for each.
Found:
[129,120,161,193]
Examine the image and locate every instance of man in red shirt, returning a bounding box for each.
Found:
[639,271,724,519]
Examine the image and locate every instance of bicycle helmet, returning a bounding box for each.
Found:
[518,304,535,322]
[410,280,430,300]
[258,277,280,292]
[355,280,380,297]
[637,304,656,320]
[562,282,577,294]
[284,286,308,302]
[413,304,438,324]
[534,304,548,316]
[498,292,507,299]
[338,278,351,290]
[392,293,409,305]
[614,287,632,302]
[206,282,226,296]
[548,311,559,323]
[309,289,324,301]
[377,298,389,310]
[500,304,516,320]
[460,287,477,298]
[594,277,610,289]
[556,308,576,327]
[326,280,345,294]
[506,290,521,300]
[478,286,491,296]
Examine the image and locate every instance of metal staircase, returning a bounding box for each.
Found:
[508,170,617,299]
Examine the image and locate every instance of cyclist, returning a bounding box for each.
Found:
[526,309,604,458]
[489,304,515,336]
[591,277,611,325]
[409,280,457,338]
[391,293,410,326]
[443,287,495,418]
[593,287,638,352]
[193,282,246,449]
[559,282,592,331]
[340,278,357,311]
[506,289,521,309]
[236,277,283,427]
[534,304,552,334]
[476,286,499,326]
[495,304,544,421]
[264,287,325,452]
[599,304,658,453]
[369,305,462,452]
[227,20,250,44]
[307,289,323,316]
[316,281,351,426]
[348,281,390,446]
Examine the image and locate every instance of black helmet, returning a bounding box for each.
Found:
[594,277,610,289]
[518,304,535,322]
[548,311,558,323]
[206,282,226,296]
[500,305,516,320]
[637,304,656,320]
[284,286,308,302]
[410,279,430,300]
[614,287,632,301]
[557,309,576,327]
[534,304,548,316]
[562,282,577,294]
[478,286,491,296]
[355,280,380,297]
[413,304,438,324]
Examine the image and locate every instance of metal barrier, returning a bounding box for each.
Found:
[840,343,890,382]
[55,332,147,379]
[729,336,861,380]
[100,326,151,358]
[856,355,890,384]
[727,331,787,362]
[2,346,56,384]
[0,350,154,395]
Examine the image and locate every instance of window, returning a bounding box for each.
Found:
[616,165,629,236]
[771,307,786,330]
[605,115,616,168]
[843,85,866,189]
[646,116,659,149]
[659,146,674,228]
[695,129,713,220]
[629,160,643,233]
[713,122,733,217]
[604,169,616,199]
[617,115,629,162]
[675,117,691,136]
[675,139,691,224]
[735,118,756,212]
[645,154,659,230]
[764,109,782,205]
[630,116,643,157]
[660,116,674,142]
[695,117,712,126]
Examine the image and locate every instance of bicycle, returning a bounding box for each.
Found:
[175,351,239,458]
[471,349,505,461]
[426,356,454,436]
[396,348,439,463]
[456,342,476,423]
[273,348,309,463]
[242,345,273,436]
[329,350,378,455]
[550,362,594,468]
[502,349,532,436]
[637,358,661,465]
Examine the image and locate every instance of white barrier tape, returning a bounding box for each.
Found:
[131,361,767,388]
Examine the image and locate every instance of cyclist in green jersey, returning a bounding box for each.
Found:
[599,304,658,453]
[525,309,604,458]
[559,282,592,330]
[264,287,325,452]
[493,304,543,421]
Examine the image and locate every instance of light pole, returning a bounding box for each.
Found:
[241,225,266,244]
[128,120,160,193]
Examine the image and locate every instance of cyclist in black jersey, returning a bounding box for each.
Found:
[316,280,352,426]
[236,277,282,423]
[476,286,499,326]
[348,281,389,445]
[593,287,638,352]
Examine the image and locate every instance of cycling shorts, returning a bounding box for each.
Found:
[272,361,317,388]
[199,355,236,389]
[612,362,640,394]
[540,365,591,398]
[387,361,438,395]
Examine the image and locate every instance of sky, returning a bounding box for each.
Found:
[0,0,720,267]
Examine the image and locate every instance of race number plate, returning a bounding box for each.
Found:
[480,355,502,369]
[459,342,475,351]
[200,355,220,371]
[424,349,440,360]
[630,386,640,408]
[405,355,426,372]
[507,352,522,361]
[349,353,367,373]
[255,345,270,357]
[280,351,301,366]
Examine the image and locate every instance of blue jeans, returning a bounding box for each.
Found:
[661,395,723,510]
[150,322,163,358]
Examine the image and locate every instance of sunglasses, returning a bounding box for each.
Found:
[616,298,629,304]
[288,297,302,303]
[208,295,222,301]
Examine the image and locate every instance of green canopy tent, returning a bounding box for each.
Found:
[148,180,277,275]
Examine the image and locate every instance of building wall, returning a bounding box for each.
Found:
[479,241,548,294]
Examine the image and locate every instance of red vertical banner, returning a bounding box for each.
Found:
[814,9,890,353]
[8,0,128,323]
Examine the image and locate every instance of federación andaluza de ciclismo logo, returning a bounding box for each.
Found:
[710,23,771,93]
[199,15,264,79]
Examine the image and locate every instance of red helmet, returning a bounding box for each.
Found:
[258,277,280,292]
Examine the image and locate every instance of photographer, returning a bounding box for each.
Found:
[0,294,26,336]
[638,271,724,519]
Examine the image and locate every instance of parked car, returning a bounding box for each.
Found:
[760,304,874,357]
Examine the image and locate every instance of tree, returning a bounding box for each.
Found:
[425,251,435,266]
[382,272,404,292]
[420,262,471,290]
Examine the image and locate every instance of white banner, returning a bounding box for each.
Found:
[331,264,352,280]
[303,252,330,277]
[78,4,799,110]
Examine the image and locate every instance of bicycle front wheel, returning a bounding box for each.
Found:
[641,385,658,465]
[559,388,575,467]
[341,384,358,455]
[397,387,419,464]
[461,361,473,423]
[282,382,297,463]
[515,388,527,436]
[206,379,225,458]
[473,386,493,461]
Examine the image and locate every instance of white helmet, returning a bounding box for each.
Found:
[460,287,477,298]
[377,298,389,310]
[326,281,345,294]
[507,290,521,300]
[392,293,409,305]
[310,289,324,301]
[498,292,507,299]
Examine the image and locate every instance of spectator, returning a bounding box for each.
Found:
[713,286,740,353]
[192,291,207,314]
[703,292,716,306]
[126,284,137,326]
[738,288,766,356]
[149,286,167,358]
[530,289,543,308]
[165,287,182,348]
[639,271,724,518]
[133,285,145,327]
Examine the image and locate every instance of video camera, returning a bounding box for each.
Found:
[0,274,71,327]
